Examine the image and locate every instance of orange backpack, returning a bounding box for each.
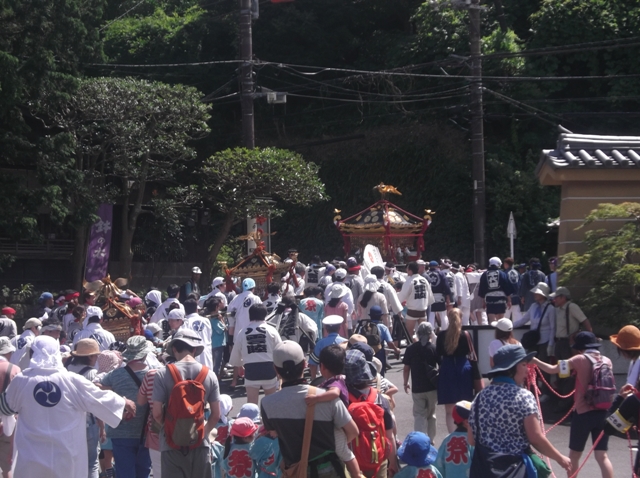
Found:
[348,388,388,473]
[164,364,209,451]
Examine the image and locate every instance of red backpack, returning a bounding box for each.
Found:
[348,389,388,473]
[164,364,209,451]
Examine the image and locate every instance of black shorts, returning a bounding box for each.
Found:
[569,410,609,452]
[485,296,507,315]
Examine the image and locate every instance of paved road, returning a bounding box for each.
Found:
[221,358,635,478]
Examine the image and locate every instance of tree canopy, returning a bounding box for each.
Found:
[561,203,640,328]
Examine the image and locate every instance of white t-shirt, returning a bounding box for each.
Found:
[488,338,521,357]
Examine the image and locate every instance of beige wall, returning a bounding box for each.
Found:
[558,180,640,256]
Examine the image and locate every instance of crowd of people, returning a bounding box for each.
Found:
[0,253,636,478]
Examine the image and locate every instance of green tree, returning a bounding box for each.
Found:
[37,77,210,283]
[199,147,327,278]
[560,202,640,328]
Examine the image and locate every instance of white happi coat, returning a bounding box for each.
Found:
[1,368,124,478]
[10,330,36,366]
[73,322,116,351]
[185,313,214,370]
[149,297,185,324]
[228,291,262,340]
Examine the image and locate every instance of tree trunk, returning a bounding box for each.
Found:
[71,225,88,290]
[203,212,235,283]
[119,157,149,282]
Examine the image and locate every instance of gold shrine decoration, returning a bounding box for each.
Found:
[373,183,402,197]
[424,209,435,223]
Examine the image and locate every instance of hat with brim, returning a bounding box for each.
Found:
[611,325,640,351]
[530,282,550,298]
[329,285,347,299]
[398,432,438,467]
[72,338,101,357]
[168,330,205,357]
[491,344,536,374]
[231,417,259,438]
[322,315,344,326]
[0,338,15,355]
[549,286,571,299]
[571,331,601,351]
[344,349,376,385]
[23,317,42,330]
[211,277,225,289]
[192,267,202,274]
[123,335,150,361]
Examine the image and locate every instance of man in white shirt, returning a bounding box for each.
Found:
[198,277,228,309]
[452,262,472,326]
[183,298,214,370]
[11,317,41,367]
[73,307,116,352]
[370,266,403,328]
[397,261,435,339]
[228,278,263,388]
[150,284,185,323]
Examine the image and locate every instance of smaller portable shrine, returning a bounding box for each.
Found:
[84,276,142,340]
[334,184,433,263]
[221,231,295,297]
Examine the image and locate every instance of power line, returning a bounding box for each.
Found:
[285,91,469,104]
[86,60,243,67]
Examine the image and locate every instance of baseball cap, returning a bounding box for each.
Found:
[347,257,358,268]
[168,309,185,321]
[243,278,256,291]
[273,340,305,369]
[549,286,571,299]
[452,400,472,424]
[416,259,426,266]
[211,277,225,289]
[571,331,601,351]
[491,318,513,332]
[489,257,502,267]
[1,307,15,315]
[369,305,383,319]
[334,268,347,280]
[192,266,202,274]
[428,260,439,267]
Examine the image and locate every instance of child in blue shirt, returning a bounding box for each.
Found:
[396,432,443,478]
[205,296,227,378]
[222,418,259,478]
[435,401,474,478]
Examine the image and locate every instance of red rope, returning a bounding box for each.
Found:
[534,365,575,399]
[568,431,604,478]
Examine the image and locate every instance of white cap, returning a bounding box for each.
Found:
[145,323,162,336]
[334,268,347,280]
[491,318,513,332]
[489,257,502,267]
[416,259,426,266]
[322,315,344,326]
[86,306,103,320]
[211,277,225,289]
[168,309,185,321]
[192,266,202,274]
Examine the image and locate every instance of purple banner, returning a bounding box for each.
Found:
[85,203,113,282]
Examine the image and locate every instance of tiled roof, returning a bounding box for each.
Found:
[538,132,640,171]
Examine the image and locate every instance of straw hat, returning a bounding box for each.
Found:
[72,338,101,357]
[611,325,640,351]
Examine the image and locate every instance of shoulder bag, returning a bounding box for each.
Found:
[281,387,316,478]
[520,303,551,351]
[465,331,484,394]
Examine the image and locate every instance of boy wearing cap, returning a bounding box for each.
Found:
[308,315,347,378]
[533,332,614,478]
[261,341,358,478]
[396,432,443,478]
[181,266,202,301]
[435,401,473,478]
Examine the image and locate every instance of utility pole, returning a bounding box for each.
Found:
[469,0,486,267]
[240,0,255,148]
